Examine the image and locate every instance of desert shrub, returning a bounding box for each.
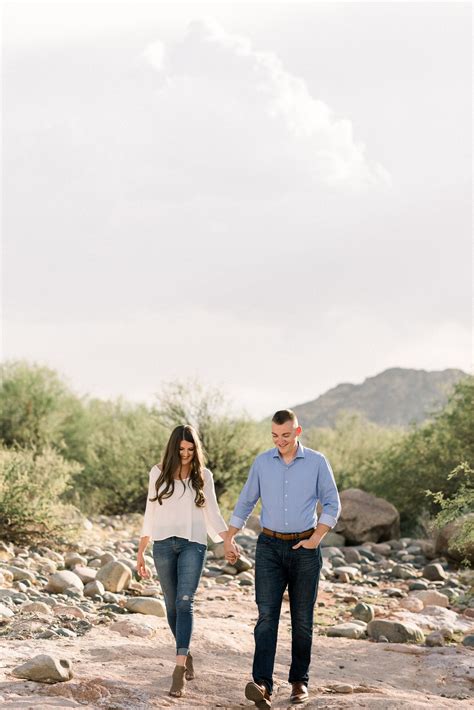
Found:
[0,446,81,545]
[302,412,401,489]
[426,462,474,561]
[366,377,473,529]
[157,381,268,500]
[67,399,167,515]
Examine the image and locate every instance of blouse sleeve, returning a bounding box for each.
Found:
[140,466,159,538]
[202,469,228,543]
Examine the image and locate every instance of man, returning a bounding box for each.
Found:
[224,410,341,707]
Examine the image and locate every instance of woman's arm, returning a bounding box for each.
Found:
[136,535,151,578]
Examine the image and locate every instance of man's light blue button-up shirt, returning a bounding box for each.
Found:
[230,443,341,533]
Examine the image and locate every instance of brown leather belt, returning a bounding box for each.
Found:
[262,527,314,541]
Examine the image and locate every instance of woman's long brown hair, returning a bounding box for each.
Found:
[150,424,206,507]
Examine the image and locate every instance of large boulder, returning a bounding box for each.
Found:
[367,620,424,644]
[435,514,474,564]
[334,488,400,543]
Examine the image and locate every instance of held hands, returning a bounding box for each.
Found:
[292,538,320,550]
[136,552,151,579]
[223,535,240,564]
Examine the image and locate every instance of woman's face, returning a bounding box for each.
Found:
[179,439,195,466]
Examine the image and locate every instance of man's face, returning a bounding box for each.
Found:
[271,420,302,456]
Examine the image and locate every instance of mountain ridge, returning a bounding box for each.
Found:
[291,367,467,428]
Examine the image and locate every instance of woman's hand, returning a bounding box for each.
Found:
[136,552,151,579]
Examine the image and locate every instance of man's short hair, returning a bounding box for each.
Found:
[272,409,298,426]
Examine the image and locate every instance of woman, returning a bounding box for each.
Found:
[136,424,235,698]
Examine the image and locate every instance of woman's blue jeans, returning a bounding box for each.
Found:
[253,532,323,695]
[152,536,207,656]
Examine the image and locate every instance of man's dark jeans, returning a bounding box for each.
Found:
[253,532,323,695]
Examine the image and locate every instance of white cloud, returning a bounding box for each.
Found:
[143,19,390,191]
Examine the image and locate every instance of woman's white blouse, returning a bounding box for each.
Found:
[140,466,228,545]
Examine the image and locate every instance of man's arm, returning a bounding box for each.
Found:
[224,461,261,560]
[293,454,341,550]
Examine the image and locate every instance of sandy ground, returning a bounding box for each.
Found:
[0,584,472,709]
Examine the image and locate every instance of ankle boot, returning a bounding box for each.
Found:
[169,665,186,697]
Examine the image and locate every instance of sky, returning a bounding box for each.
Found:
[1,1,472,417]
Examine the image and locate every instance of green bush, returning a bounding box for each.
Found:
[302,412,401,489]
[157,380,268,500]
[67,399,168,515]
[366,377,473,530]
[427,462,474,561]
[0,446,81,545]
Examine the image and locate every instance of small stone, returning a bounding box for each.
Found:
[45,571,84,595]
[84,580,105,598]
[20,602,52,615]
[414,590,449,608]
[215,574,235,584]
[409,580,428,591]
[352,603,375,623]
[12,654,73,683]
[64,552,87,569]
[327,622,367,639]
[330,683,354,694]
[391,564,418,580]
[342,548,361,564]
[53,604,86,619]
[425,631,446,647]
[367,619,425,643]
[422,563,448,581]
[71,566,97,584]
[96,561,132,593]
[399,596,424,612]
[0,602,14,619]
[111,615,161,638]
[125,597,166,617]
[461,634,474,647]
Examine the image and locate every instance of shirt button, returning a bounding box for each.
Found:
[285,481,288,484]
[285,494,287,497]
[285,523,288,526]
[285,508,287,511]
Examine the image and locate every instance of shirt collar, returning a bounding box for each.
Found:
[272,442,305,459]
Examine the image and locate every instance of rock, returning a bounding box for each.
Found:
[435,514,474,564]
[330,683,354,694]
[371,543,392,556]
[321,532,346,547]
[125,597,166,616]
[12,654,73,683]
[425,630,446,647]
[0,602,14,619]
[64,552,87,569]
[100,552,117,566]
[414,590,449,608]
[238,572,254,585]
[333,566,360,580]
[53,604,86,619]
[408,580,428,591]
[221,565,238,576]
[342,548,361,564]
[399,596,424,612]
[352,603,375,622]
[391,564,418,580]
[4,566,36,584]
[210,542,225,560]
[367,620,425,644]
[422,563,448,581]
[232,553,253,573]
[215,574,235,584]
[20,602,52,615]
[111,615,161,638]
[334,489,400,544]
[327,622,367,639]
[45,571,84,594]
[462,634,474,648]
[96,561,132,593]
[84,580,105,598]
[71,566,97,584]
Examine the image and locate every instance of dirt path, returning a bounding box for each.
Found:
[0,584,472,709]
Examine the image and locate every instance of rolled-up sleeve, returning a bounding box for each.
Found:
[141,466,158,538]
[316,455,341,529]
[229,461,261,529]
[202,469,228,542]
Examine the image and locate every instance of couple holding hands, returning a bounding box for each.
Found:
[136,409,341,706]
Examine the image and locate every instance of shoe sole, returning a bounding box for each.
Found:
[245,682,271,708]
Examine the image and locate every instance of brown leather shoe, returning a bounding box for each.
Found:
[245,681,272,708]
[290,682,308,704]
